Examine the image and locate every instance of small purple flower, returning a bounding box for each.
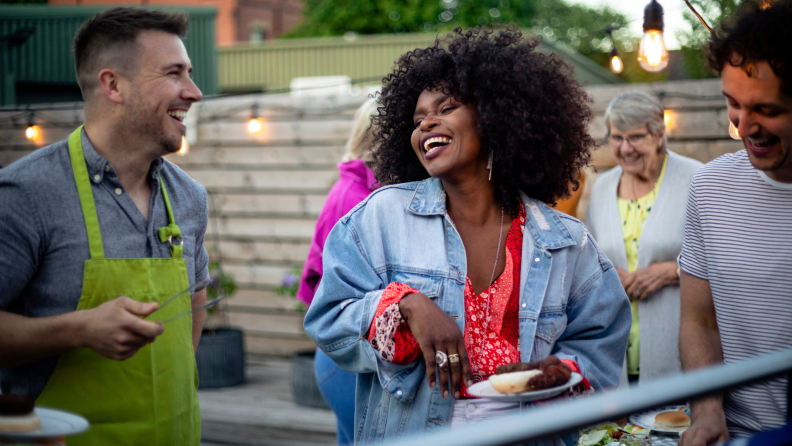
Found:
[281,273,298,288]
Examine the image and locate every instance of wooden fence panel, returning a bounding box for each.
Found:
[0,80,747,356]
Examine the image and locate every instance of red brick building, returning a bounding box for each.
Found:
[49,0,305,45]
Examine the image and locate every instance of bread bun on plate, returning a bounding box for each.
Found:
[653,409,690,430]
[0,395,41,433]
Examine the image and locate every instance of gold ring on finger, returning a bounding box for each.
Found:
[448,354,460,364]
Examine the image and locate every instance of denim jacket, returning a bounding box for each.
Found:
[304,178,631,445]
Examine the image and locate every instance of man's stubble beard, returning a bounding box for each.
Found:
[126,93,182,157]
[746,139,791,173]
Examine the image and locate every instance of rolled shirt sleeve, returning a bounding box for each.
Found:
[0,174,43,310]
[304,220,425,403]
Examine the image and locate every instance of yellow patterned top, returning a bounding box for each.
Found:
[617,154,668,376]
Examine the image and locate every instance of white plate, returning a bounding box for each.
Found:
[467,372,583,402]
[628,405,688,435]
[0,407,90,441]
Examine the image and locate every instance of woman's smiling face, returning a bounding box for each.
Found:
[410,88,484,181]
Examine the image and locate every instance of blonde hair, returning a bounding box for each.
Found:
[604,91,667,152]
[341,97,379,163]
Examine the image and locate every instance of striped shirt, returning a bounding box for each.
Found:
[679,150,792,437]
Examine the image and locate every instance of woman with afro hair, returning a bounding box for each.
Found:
[304,25,631,444]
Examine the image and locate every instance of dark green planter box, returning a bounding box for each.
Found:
[291,350,330,409]
[195,328,245,389]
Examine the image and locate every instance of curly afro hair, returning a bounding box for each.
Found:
[706,0,792,96]
[371,24,594,214]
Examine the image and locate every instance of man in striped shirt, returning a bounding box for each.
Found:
[678,1,792,445]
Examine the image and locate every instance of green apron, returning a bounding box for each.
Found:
[35,127,200,445]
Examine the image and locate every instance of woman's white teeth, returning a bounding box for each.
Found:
[168,110,186,121]
[424,136,452,152]
[622,155,640,162]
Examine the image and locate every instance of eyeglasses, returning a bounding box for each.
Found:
[609,133,648,147]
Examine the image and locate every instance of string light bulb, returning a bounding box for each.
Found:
[178,135,189,155]
[609,48,624,74]
[638,0,669,72]
[248,103,263,134]
[25,125,41,140]
[25,113,42,143]
[729,120,740,140]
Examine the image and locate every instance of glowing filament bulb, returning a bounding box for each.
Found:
[610,54,623,74]
[25,125,40,140]
[729,121,740,140]
[248,117,263,134]
[638,30,668,72]
[178,136,189,155]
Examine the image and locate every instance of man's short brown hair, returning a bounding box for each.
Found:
[706,0,792,96]
[72,7,189,97]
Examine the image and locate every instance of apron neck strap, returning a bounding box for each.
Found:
[68,126,105,260]
[68,126,184,260]
[157,181,183,259]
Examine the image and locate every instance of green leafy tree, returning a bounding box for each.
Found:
[676,0,741,79]
[286,0,629,58]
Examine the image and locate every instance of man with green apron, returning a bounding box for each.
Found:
[0,8,207,445]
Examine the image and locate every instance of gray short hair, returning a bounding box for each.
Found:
[603,91,667,152]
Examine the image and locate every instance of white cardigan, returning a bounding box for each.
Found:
[585,151,702,385]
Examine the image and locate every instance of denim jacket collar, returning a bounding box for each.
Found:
[407,177,576,250]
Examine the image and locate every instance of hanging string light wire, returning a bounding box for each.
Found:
[683,0,713,33]
[605,27,624,74]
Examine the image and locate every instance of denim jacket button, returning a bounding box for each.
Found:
[396,390,403,396]
[534,257,540,262]
[521,303,526,308]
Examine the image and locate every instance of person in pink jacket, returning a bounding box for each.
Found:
[297,98,379,445]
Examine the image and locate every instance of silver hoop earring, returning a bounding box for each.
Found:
[487,151,493,181]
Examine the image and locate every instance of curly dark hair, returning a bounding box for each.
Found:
[706,0,792,96]
[370,24,594,213]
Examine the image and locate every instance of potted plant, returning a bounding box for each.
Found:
[194,262,246,389]
[277,270,330,409]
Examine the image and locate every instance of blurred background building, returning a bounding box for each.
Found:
[49,0,305,44]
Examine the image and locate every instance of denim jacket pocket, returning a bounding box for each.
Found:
[533,312,567,359]
[390,272,442,299]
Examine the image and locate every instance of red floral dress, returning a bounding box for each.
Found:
[366,203,589,397]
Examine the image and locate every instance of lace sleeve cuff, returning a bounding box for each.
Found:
[366,282,421,363]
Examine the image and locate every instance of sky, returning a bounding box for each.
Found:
[567,0,693,50]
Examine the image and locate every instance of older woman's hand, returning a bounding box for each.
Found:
[399,292,473,399]
[624,261,679,300]
[615,267,635,291]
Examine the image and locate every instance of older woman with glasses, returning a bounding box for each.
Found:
[586,91,703,385]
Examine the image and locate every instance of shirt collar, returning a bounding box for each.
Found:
[407,177,575,249]
[81,128,165,182]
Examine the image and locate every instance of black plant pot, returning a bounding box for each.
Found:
[291,350,330,409]
[195,328,246,389]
